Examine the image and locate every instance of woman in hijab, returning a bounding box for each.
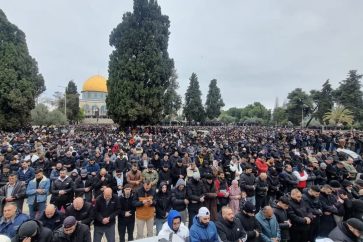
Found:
[229,179,241,215]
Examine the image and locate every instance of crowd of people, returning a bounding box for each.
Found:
[0,125,363,242]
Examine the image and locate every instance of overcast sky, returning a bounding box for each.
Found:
[1,0,363,109]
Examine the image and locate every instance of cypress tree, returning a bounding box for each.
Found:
[106,0,174,126]
[205,79,224,119]
[183,73,205,122]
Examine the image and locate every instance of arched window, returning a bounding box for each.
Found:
[83,104,90,114]
[100,105,106,115]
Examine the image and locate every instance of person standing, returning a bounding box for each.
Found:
[157,210,189,242]
[118,184,135,242]
[236,201,261,242]
[133,180,156,239]
[52,216,92,242]
[288,189,314,242]
[216,206,247,242]
[229,179,241,215]
[155,182,172,234]
[0,173,26,212]
[273,196,291,242]
[50,168,74,210]
[26,169,50,219]
[186,173,204,228]
[17,160,35,186]
[65,197,94,227]
[256,206,281,242]
[202,173,218,221]
[93,188,120,242]
[126,163,142,191]
[190,207,219,242]
[239,164,256,206]
[73,168,94,203]
[171,179,188,223]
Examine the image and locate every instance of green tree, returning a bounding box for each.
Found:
[323,105,354,127]
[0,9,45,130]
[183,73,205,122]
[218,111,236,124]
[59,80,80,122]
[163,69,182,120]
[272,107,288,125]
[333,70,363,120]
[31,104,67,126]
[205,79,224,119]
[107,0,174,126]
[225,107,242,120]
[286,88,313,126]
[240,102,271,123]
[310,80,334,124]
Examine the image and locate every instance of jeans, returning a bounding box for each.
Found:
[118,218,135,242]
[136,217,154,239]
[29,202,46,219]
[94,224,116,242]
[155,218,166,235]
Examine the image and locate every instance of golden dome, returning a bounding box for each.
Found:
[82,75,107,92]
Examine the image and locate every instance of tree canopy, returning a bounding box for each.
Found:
[0,9,45,130]
[106,0,174,126]
[205,79,224,120]
[183,73,205,122]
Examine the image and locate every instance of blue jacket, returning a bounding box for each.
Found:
[0,212,29,238]
[26,176,51,205]
[17,168,35,185]
[256,210,281,242]
[190,216,219,242]
[85,163,100,174]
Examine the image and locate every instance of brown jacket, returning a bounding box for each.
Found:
[126,170,142,190]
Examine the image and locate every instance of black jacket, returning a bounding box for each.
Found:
[236,212,261,242]
[239,173,256,197]
[65,201,94,226]
[94,194,120,227]
[216,214,247,242]
[171,164,187,185]
[288,198,313,231]
[118,192,135,222]
[186,178,204,204]
[93,174,114,198]
[155,189,172,219]
[132,187,156,208]
[11,220,52,242]
[73,176,94,202]
[279,171,298,193]
[39,210,65,230]
[50,176,74,204]
[255,177,268,197]
[52,222,91,242]
[273,204,290,241]
[171,186,187,212]
[158,169,172,187]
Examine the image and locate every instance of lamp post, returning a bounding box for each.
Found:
[58,85,67,119]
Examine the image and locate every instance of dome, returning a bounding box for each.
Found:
[82,75,107,93]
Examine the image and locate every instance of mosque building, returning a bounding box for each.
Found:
[79,75,108,118]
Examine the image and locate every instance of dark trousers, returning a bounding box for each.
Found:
[118,218,135,242]
[256,195,267,211]
[188,203,201,228]
[290,227,310,242]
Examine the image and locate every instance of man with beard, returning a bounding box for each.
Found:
[239,164,256,206]
[126,163,142,191]
[65,197,94,227]
[93,168,113,198]
[141,164,159,189]
[62,150,76,172]
[171,179,189,223]
[73,169,94,202]
[315,163,328,185]
[158,163,172,189]
[32,155,51,178]
[157,210,190,242]
[50,168,74,209]
[171,159,187,186]
[186,173,205,228]
[190,207,219,242]
[236,201,261,242]
[118,184,135,242]
[52,215,91,242]
[17,160,35,186]
[202,173,218,221]
[84,157,100,175]
[26,169,50,219]
[288,189,314,242]
[273,196,291,242]
[302,185,322,242]
[216,206,247,242]
[215,172,230,212]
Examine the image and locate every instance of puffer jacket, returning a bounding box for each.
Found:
[189,216,219,242]
[186,178,204,204]
[215,214,247,242]
[155,183,172,219]
[171,181,187,212]
[236,212,261,242]
[52,222,91,242]
[239,173,256,197]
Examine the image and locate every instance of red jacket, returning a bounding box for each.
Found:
[255,158,268,174]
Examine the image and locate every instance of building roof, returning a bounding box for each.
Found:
[82,75,107,93]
